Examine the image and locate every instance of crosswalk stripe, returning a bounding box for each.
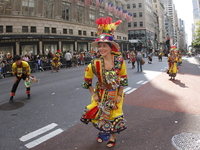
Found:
[123,87,132,93]
[125,88,136,94]
[136,80,143,84]
[20,123,58,142]
[25,129,64,149]
[142,81,148,85]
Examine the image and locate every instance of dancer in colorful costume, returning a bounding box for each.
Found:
[9,55,31,103]
[51,54,61,72]
[168,49,178,80]
[80,17,128,148]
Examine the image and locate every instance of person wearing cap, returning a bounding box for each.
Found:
[80,17,128,148]
[9,55,31,103]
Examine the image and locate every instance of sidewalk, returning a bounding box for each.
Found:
[31,57,200,150]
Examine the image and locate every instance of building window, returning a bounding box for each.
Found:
[139,3,142,8]
[63,28,67,34]
[0,0,11,15]
[91,32,94,36]
[69,29,73,34]
[134,22,137,27]
[52,28,56,33]
[30,26,36,33]
[0,26,3,33]
[140,22,143,27]
[132,4,136,8]
[89,9,95,25]
[22,26,28,33]
[139,12,142,17]
[77,6,84,23]
[127,4,130,9]
[22,0,35,16]
[133,13,137,17]
[78,30,82,35]
[128,22,131,27]
[83,31,86,36]
[44,0,55,18]
[62,1,70,21]
[6,26,12,33]
[44,27,50,33]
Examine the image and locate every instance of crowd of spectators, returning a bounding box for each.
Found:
[0,50,101,78]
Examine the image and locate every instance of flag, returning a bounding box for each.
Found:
[84,0,92,6]
[109,3,114,12]
[96,0,103,9]
[122,10,127,19]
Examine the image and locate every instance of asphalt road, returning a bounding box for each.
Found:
[0,56,199,150]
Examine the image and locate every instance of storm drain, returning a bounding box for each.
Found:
[172,132,200,150]
[0,101,24,111]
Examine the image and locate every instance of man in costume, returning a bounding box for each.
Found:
[80,16,128,148]
[9,55,31,103]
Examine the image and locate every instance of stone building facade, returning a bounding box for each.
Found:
[0,0,129,58]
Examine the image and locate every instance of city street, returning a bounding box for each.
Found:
[0,56,200,150]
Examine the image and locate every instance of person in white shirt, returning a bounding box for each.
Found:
[64,51,72,68]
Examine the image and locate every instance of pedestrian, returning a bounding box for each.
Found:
[167,49,178,80]
[9,55,31,103]
[158,51,163,62]
[80,16,128,148]
[129,50,136,69]
[148,49,153,64]
[136,50,143,72]
[64,50,72,68]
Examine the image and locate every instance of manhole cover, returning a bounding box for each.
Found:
[172,132,200,150]
[0,101,24,111]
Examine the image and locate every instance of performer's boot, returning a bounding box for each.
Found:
[27,94,31,100]
[9,96,13,103]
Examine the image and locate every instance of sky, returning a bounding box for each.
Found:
[173,0,193,46]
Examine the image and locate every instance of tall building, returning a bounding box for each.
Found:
[161,0,176,45]
[192,0,200,42]
[0,0,130,58]
[152,0,166,53]
[126,0,158,53]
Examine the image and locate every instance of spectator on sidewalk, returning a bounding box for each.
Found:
[64,51,72,68]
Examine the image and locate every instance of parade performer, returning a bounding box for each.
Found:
[129,50,136,68]
[167,49,178,80]
[80,16,128,148]
[9,55,31,103]
[51,54,61,72]
[177,51,182,67]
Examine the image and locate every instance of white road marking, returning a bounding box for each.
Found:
[20,123,58,142]
[125,88,136,94]
[123,87,132,93]
[25,129,64,149]
[136,80,143,84]
[142,81,148,85]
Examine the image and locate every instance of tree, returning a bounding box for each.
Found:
[192,21,200,53]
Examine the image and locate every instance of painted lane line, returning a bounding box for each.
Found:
[136,80,143,84]
[20,123,58,142]
[25,128,64,149]
[125,88,136,94]
[123,87,132,93]
[142,81,148,85]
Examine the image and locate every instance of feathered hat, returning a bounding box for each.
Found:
[91,16,122,53]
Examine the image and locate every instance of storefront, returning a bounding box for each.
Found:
[20,42,39,56]
[0,42,15,59]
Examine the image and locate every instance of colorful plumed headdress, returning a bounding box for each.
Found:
[91,16,122,53]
